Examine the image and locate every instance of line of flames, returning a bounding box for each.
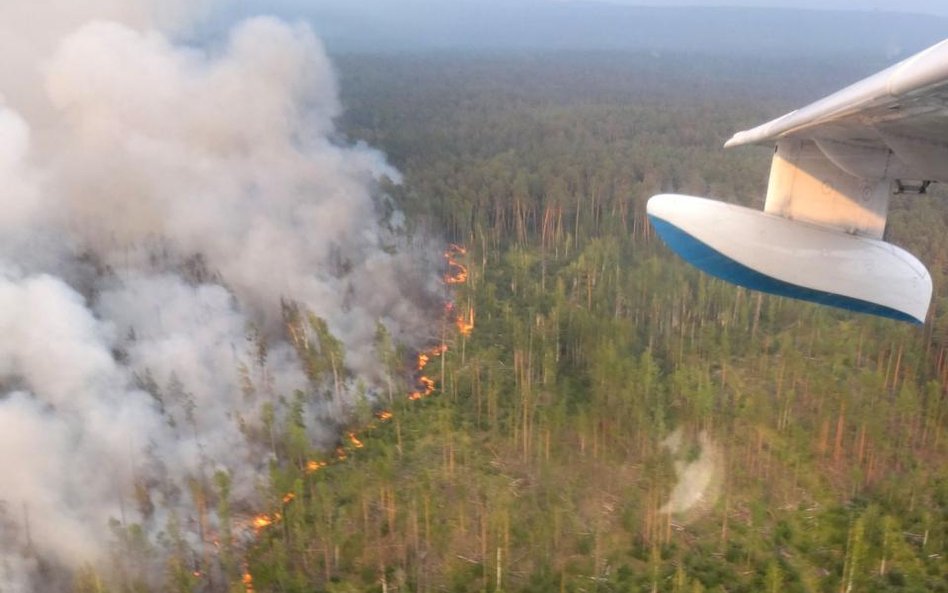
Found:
[444,243,468,285]
[244,341,456,533]
[239,244,473,590]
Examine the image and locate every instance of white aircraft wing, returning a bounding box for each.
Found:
[647,39,948,324]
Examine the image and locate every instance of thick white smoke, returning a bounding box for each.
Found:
[0,4,436,590]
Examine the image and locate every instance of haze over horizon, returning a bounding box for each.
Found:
[213,0,948,56]
[593,0,948,17]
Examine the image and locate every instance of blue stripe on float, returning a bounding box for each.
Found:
[648,215,921,324]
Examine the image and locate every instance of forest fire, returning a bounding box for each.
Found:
[444,244,469,284]
[420,375,436,393]
[409,340,453,399]
[416,344,447,372]
[409,375,437,401]
[251,514,277,531]
[416,353,430,371]
[305,459,328,473]
[240,243,472,583]
[445,301,475,338]
[455,306,475,336]
[409,342,450,400]
[242,569,254,593]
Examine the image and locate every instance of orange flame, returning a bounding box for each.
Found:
[416,344,447,373]
[420,376,435,392]
[444,267,467,284]
[455,306,475,336]
[444,244,469,284]
[416,353,430,371]
[241,245,474,593]
[243,570,254,593]
[252,514,275,530]
[305,459,327,473]
[409,375,437,401]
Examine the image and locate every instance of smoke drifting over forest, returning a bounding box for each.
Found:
[0,2,437,589]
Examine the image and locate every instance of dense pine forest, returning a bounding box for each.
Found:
[239,53,947,593]
[235,54,948,592]
[81,53,947,592]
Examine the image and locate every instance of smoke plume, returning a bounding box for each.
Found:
[0,4,436,589]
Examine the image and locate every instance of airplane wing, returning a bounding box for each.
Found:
[647,39,948,324]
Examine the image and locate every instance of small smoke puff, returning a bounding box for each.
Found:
[660,430,723,518]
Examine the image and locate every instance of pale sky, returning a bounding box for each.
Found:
[593,0,948,16]
[212,0,947,55]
